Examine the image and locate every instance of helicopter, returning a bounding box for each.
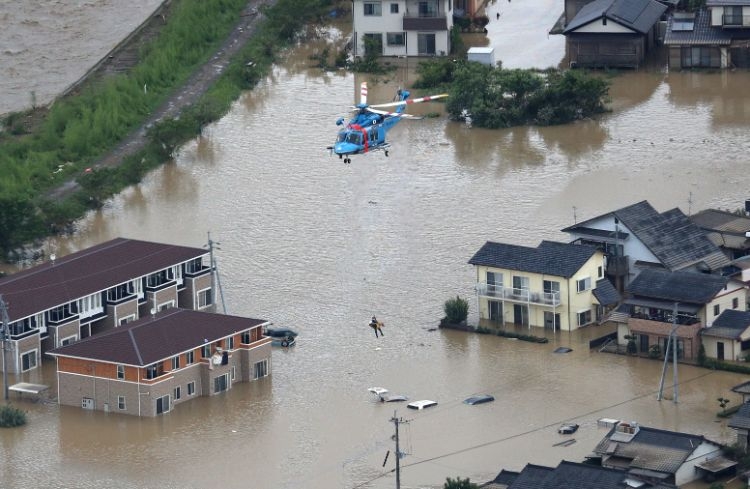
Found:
[328,82,448,164]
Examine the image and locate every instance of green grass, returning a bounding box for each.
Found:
[0,0,333,258]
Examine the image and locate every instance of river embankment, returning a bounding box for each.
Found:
[0,0,333,261]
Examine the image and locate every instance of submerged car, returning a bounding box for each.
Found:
[558,423,579,434]
[407,400,438,410]
[463,394,495,405]
[265,327,298,338]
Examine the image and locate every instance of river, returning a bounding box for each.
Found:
[2,1,750,489]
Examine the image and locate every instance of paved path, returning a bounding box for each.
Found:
[50,0,270,200]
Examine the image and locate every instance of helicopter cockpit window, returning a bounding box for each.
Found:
[346,132,362,144]
[337,132,346,143]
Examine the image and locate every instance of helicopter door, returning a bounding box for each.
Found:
[368,128,377,142]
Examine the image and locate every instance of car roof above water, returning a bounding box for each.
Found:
[407,400,437,410]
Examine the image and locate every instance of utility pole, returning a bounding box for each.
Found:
[657,303,679,403]
[391,411,408,489]
[206,232,227,314]
[1,294,10,401]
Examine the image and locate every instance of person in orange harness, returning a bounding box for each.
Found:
[369,316,385,338]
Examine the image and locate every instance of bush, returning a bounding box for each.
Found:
[648,344,661,359]
[0,404,27,428]
[443,295,469,324]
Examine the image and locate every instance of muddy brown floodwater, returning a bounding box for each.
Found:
[3,3,750,489]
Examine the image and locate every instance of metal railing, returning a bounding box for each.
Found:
[475,283,561,306]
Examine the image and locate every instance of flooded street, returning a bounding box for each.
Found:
[3,3,750,489]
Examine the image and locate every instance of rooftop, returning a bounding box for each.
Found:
[468,240,599,279]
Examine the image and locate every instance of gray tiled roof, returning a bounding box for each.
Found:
[48,308,267,365]
[594,425,707,475]
[468,241,599,278]
[729,402,750,430]
[618,202,730,271]
[0,238,209,322]
[627,268,729,304]
[691,209,750,234]
[565,0,667,34]
[594,278,621,306]
[702,309,750,339]
[492,460,660,489]
[664,9,732,46]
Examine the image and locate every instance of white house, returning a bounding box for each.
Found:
[351,0,453,57]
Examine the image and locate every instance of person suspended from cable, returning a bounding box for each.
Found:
[369,315,384,338]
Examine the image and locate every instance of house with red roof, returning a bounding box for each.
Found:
[0,237,215,374]
[48,308,272,416]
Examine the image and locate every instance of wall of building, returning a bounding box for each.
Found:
[674,442,722,485]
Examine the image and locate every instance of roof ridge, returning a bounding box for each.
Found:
[128,328,144,365]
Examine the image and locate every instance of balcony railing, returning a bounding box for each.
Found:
[403,14,447,30]
[722,14,750,27]
[475,283,560,306]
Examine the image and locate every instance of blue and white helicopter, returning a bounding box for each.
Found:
[328,82,448,164]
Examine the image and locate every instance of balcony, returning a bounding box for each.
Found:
[722,14,750,28]
[475,283,561,307]
[403,13,448,30]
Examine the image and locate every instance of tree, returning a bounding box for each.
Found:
[444,477,478,489]
[444,296,469,324]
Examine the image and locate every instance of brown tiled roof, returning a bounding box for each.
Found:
[48,308,268,365]
[0,238,209,322]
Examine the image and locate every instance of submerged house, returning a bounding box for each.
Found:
[563,200,732,291]
[351,0,453,57]
[48,308,272,417]
[591,421,731,486]
[468,240,608,331]
[562,0,667,68]
[0,238,215,374]
[613,268,746,360]
[664,0,750,69]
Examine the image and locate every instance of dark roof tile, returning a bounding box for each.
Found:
[468,241,599,278]
[626,268,729,304]
[48,308,267,365]
[0,238,209,322]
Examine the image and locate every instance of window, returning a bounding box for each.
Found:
[227,336,235,350]
[387,32,405,46]
[186,350,195,364]
[733,297,739,309]
[202,344,211,358]
[577,310,592,326]
[576,277,591,293]
[241,331,251,344]
[145,363,159,379]
[187,382,196,396]
[231,366,236,381]
[21,350,37,371]
[254,359,268,379]
[417,33,436,55]
[487,271,502,293]
[171,356,180,370]
[119,314,135,326]
[174,386,181,401]
[714,304,720,316]
[185,258,204,274]
[197,288,213,309]
[512,276,529,299]
[118,396,126,410]
[364,1,382,15]
[390,3,398,13]
[362,33,383,56]
[543,280,560,302]
[117,365,125,379]
[597,266,603,278]
[60,335,77,346]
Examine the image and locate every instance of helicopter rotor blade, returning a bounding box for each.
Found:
[369,93,448,109]
[366,108,424,119]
